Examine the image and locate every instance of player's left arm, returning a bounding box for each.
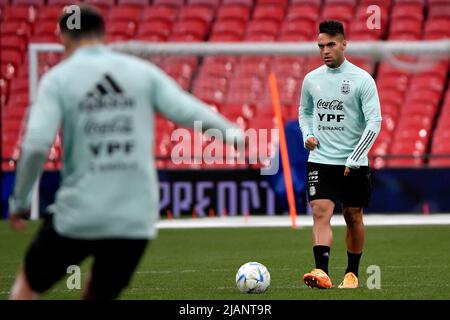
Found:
[346,75,382,169]
[8,73,62,229]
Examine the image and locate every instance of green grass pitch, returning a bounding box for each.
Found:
[1,221,449,300]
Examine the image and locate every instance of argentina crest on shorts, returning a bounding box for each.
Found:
[341,80,350,95]
[309,185,316,196]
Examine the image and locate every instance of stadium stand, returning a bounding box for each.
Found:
[1,0,449,170]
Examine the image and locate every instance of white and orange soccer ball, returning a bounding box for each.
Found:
[235,262,270,293]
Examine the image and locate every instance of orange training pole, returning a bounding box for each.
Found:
[268,73,298,229]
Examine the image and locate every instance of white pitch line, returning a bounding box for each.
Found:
[156,214,450,229]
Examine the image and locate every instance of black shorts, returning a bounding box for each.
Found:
[24,215,148,299]
[307,162,372,208]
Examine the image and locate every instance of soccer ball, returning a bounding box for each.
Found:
[235,262,270,293]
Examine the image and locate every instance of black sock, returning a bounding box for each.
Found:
[313,245,330,275]
[345,251,362,277]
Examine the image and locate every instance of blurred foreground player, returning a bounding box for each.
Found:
[299,20,381,289]
[8,5,243,299]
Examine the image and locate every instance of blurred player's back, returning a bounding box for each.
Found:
[42,46,167,239]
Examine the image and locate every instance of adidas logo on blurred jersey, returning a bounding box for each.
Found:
[79,73,135,112]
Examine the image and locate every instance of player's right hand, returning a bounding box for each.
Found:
[305,137,319,150]
[9,211,30,232]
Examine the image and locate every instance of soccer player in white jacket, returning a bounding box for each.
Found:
[8,5,244,299]
[299,20,382,289]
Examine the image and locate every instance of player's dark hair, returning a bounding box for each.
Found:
[59,4,105,40]
[319,20,345,38]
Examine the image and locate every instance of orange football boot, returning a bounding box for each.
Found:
[303,268,333,289]
[338,272,359,289]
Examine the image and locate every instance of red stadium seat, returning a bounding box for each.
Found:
[248,116,277,130]
[34,21,58,36]
[280,20,315,38]
[210,32,243,42]
[347,32,380,41]
[226,90,260,106]
[246,20,279,37]
[409,74,445,94]
[391,4,424,21]
[2,144,20,160]
[3,105,28,120]
[193,87,227,106]
[429,142,450,168]
[0,78,8,106]
[406,89,441,107]
[153,0,185,6]
[326,0,357,5]
[291,0,321,8]
[142,6,178,22]
[377,75,409,93]
[117,0,150,7]
[387,140,426,168]
[138,20,172,38]
[1,21,33,38]
[106,21,138,38]
[257,0,289,6]
[431,129,450,150]
[108,6,142,22]
[172,20,208,39]
[85,0,116,8]
[2,35,27,52]
[199,61,235,78]
[47,0,79,4]
[396,114,433,131]
[228,76,265,95]
[38,5,65,21]
[381,114,399,136]
[321,4,355,24]
[212,20,246,38]
[428,4,450,19]
[178,6,214,26]
[346,56,375,74]
[359,0,392,8]
[286,4,320,23]
[222,0,253,7]
[221,104,254,119]
[278,33,310,42]
[9,77,28,94]
[423,31,449,40]
[216,5,250,23]
[394,127,430,144]
[1,50,22,69]
[12,0,44,6]
[188,0,221,7]
[272,57,306,78]
[377,61,412,78]
[253,5,285,24]
[414,59,449,78]
[395,0,425,4]
[378,89,404,108]
[194,75,228,93]
[428,0,450,5]
[234,62,269,78]
[28,34,59,43]
[164,62,195,80]
[3,5,37,23]
[424,18,450,37]
[349,18,384,40]
[402,102,437,117]
[389,18,423,39]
